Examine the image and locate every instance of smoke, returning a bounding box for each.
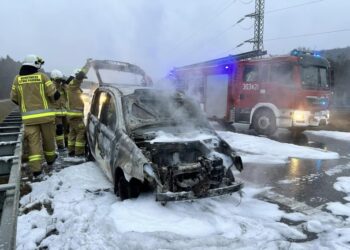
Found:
[125,86,213,136]
[153,77,177,92]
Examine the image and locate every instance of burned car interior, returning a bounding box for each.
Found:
[124,89,210,131]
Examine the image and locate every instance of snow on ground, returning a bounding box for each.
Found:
[16,131,349,249]
[319,176,350,249]
[17,162,350,250]
[325,163,350,176]
[334,177,350,194]
[306,130,350,142]
[327,176,350,219]
[277,172,323,185]
[218,131,339,164]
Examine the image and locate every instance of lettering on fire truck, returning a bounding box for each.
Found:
[242,83,259,91]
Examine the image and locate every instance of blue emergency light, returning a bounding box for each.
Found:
[313,51,321,57]
[290,49,322,58]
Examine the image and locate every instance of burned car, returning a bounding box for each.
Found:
[86,61,243,202]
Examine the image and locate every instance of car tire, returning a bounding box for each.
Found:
[118,176,141,200]
[129,179,141,198]
[252,109,277,136]
[118,175,130,201]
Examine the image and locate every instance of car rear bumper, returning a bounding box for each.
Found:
[155,182,243,202]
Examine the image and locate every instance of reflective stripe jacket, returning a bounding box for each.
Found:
[54,81,68,116]
[10,72,57,125]
[67,79,84,119]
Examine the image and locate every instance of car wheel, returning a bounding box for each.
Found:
[118,175,130,201]
[252,109,277,136]
[129,179,141,198]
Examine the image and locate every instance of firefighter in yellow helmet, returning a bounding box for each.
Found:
[10,55,60,177]
[51,69,69,150]
[66,66,88,157]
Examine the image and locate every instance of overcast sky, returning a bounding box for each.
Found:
[1,0,349,79]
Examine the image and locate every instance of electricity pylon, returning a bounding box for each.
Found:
[246,0,265,51]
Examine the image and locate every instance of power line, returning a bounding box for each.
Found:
[238,22,254,31]
[172,0,327,65]
[212,0,326,45]
[173,21,243,61]
[266,0,325,14]
[215,0,327,56]
[214,28,350,57]
[171,0,237,51]
[171,16,249,64]
[240,0,254,4]
[197,17,248,47]
[265,28,350,41]
[212,0,326,51]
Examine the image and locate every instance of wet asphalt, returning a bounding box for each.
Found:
[234,125,350,208]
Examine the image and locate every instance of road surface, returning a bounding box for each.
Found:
[233,125,350,209]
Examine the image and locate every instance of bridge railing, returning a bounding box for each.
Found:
[0,110,23,250]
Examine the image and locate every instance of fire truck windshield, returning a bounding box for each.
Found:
[301,66,329,90]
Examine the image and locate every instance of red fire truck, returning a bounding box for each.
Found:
[169,50,332,136]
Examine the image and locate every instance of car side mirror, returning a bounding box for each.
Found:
[229,152,243,172]
[233,156,243,172]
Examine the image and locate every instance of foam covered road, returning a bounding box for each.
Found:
[16,131,350,249]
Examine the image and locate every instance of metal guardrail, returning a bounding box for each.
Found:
[0,110,23,250]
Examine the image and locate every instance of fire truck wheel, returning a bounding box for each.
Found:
[252,109,277,136]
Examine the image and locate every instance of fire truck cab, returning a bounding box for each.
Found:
[170,50,332,136]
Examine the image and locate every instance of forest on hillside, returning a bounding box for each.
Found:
[0,56,21,99]
[323,47,350,107]
[0,56,50,100]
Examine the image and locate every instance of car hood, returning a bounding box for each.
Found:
[131,126,217,142]
[148,130,218,144]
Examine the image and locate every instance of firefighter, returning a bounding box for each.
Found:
[66,67,88,157]
[51,69,69,150]
[10,55,60,177]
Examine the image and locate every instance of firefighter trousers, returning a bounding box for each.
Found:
[68,118,86,156]
[55,116,69,148]
[25,122,57,173]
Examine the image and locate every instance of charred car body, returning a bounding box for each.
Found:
[85,60,243,202]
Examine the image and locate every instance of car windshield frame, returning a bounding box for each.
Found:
[97,69,145,86]
[122,90,213,132]
[88,60,152,87]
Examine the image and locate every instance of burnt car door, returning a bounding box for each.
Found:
[94,91,118,181]
[87,90,104,158]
